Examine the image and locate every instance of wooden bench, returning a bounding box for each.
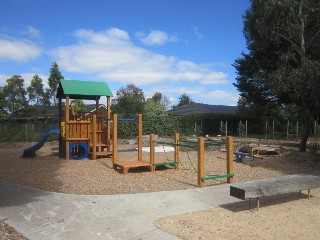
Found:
[230,171,320,210]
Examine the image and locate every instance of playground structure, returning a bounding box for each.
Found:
[23,79,234,187]
[56,80,113,160]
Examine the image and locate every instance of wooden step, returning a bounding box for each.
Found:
[113,161,151,174]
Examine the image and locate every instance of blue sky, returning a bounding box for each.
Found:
[0,0,251,107]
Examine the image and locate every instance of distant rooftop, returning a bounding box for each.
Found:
[167,103,237,115]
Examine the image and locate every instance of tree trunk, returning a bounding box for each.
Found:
[298,0,309,152]
[299,106,311,152]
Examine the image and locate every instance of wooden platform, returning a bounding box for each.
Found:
[113,161,151,174]
[230,171,320,209]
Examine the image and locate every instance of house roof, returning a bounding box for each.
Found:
[56,80,113,100]
[167,103,237,115]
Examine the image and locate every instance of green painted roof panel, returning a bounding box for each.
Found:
[56,80,113,100]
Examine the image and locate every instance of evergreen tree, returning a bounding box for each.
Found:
[48,61,64,105]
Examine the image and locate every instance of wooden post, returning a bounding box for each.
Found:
[226,136,234,183]
[198,137,205,188]
[174,132,180,170]
[138,114,142,161]
[150,134,155,172]
[106,96,111,151]
[112,114,118,165]
[65,95,70,160]
[92,115,97,160]
[58,97,62,157]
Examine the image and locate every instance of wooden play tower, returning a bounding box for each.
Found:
[56,79,113,160]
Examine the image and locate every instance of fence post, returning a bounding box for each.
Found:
[245,120,248,138]
[174,132,180,170]
[225,121,228,137]
[150,134,155,172]
[25,123,28,142]
[272,120,275,139]
[265,121,268,140]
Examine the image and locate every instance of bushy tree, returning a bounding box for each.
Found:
[2,75,28,117]
[111,84,145,117]
[233,0,320,151]
[71,99,87,115]
[144,92,170,115]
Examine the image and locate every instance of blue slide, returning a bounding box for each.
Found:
[22,129,60,158]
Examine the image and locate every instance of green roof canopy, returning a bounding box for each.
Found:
[56,80,113,100]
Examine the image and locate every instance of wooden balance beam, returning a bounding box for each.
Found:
[230,171,320,210]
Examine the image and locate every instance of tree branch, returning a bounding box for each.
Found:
[268,28,302,56]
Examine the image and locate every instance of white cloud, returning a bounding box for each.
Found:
[135,30,178,45]
[50,28,230,86]
[24,25,42,39]
[192,26,203,40]
[201,90,239,105]
[0,38,42,62]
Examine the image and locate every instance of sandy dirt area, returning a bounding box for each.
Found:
[0,139,320,239]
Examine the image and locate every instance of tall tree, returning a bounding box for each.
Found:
[233,0,320,151]
[2,75,28,117]
[27,75,45,105]
[27,75,46,119]
[111,84,145,117]
[48,61,64,105]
